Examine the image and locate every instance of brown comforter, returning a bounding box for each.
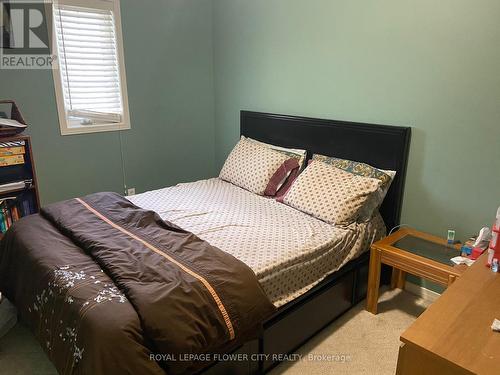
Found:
[0,192,275,374]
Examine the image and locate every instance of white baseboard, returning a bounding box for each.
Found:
[404,281,441,303]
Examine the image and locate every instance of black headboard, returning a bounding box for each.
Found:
[240,111,411,230]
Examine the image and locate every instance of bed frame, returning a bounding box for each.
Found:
[204,111,411,374]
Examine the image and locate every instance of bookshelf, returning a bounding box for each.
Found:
[0,134,40,237]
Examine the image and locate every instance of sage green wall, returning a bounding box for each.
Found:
[1,0,498,242]
[213,0,500,239]
[0,0,215,204]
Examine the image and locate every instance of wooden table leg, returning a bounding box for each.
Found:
[366,246,381,314]
[391,268,406,290]
[397,270,406,289]
[448,274,456,286]
[391,268,400,289]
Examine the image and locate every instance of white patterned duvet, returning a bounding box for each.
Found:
[128,178,386,307]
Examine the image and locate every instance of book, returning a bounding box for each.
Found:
[12,206,20,222]
[0,180,31,193]
[0,193,36,233]
[0,211,5,233]
[0,146,25,156]
[19,200,24,217]
[22,200,29,217]
[0,154,24,166]
[4,207,11,228]
[2,207,8,230]
[0,196,16,205]
[0,118,27,129]
[27,196,34,214]
[0,141,25,148]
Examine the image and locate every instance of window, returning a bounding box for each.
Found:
[51,0,130,135]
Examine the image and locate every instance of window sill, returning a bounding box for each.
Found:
[60,122,131,136]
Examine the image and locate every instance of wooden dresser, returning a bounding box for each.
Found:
[396,253,500,375]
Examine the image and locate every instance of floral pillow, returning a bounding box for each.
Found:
[312,154,396,220]
[312,154,392,188]
[219,137,291,195]
[283,160,382,225]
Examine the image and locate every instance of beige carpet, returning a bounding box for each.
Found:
[0,289,430,375]
[269,288,430,375]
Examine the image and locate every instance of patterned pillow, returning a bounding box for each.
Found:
[244,136,307,169]
[219,138,291,195]
[312,154,396,220]
[363,168,396,219]
[312,154,392,189]
[244,136,306,193]
[283,160,382,225]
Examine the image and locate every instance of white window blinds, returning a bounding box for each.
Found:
[53,3,125,126]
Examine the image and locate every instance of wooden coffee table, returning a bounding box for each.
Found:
[366,227,466,314]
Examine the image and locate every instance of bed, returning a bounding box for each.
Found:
[128,178,386,309]
[0,111,411,375]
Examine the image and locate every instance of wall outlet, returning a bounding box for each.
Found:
[126,187,136,196]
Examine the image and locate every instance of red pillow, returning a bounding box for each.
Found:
[275,167,300,202]
[264,158,300,197]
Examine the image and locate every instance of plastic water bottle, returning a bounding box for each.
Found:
[492,258,499,273]
[489,207,500,266]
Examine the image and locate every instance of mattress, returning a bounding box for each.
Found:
[129,178,386,307]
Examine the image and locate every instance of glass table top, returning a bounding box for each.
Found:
[393,234,459,267]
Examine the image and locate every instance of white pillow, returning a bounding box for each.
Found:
[244,136,307,169]
[219,137,290,195]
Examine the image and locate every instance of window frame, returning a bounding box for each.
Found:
[49,0,130,136]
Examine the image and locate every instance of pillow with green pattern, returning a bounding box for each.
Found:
[312,154,396,221]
